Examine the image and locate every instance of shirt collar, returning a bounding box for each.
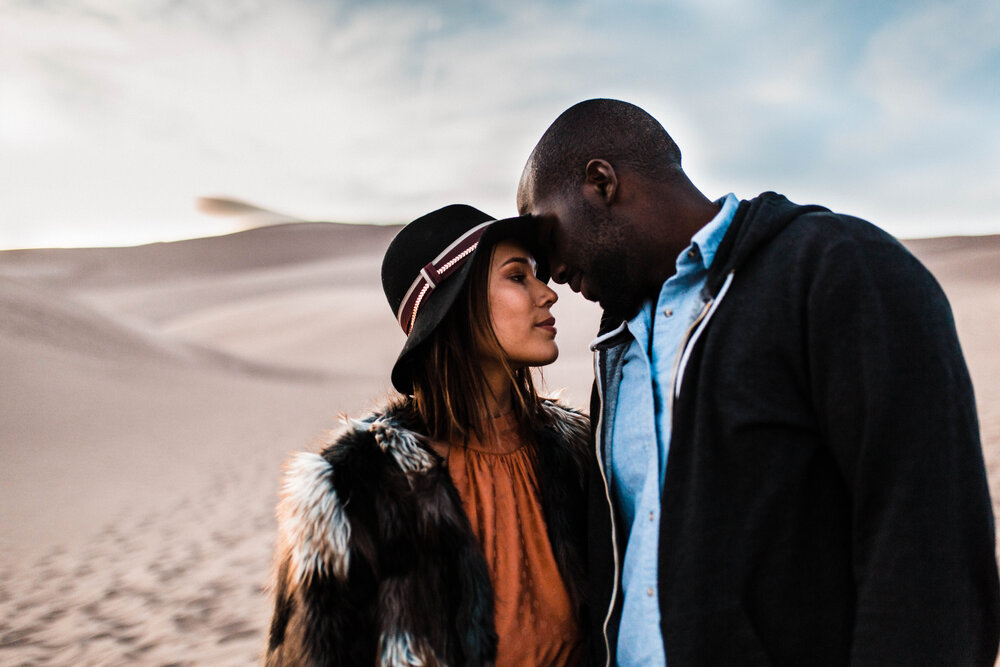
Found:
[622,192,739,342]
[690,192,739,271]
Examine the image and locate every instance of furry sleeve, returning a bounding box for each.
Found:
[266,440,379,665]
[266,402,502,666]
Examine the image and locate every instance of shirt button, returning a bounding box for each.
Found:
[687,249,697,259]
[663,308,673,317]
[649,511,655,522]
[647,587,655,597]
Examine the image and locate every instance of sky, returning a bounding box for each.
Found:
[1,0,998,248]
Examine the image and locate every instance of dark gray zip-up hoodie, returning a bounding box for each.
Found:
[586,192,999,666]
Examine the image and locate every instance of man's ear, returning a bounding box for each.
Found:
[584,159,617,206]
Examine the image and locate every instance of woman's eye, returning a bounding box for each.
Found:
[510,273,526,283]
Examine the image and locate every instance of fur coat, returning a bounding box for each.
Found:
[265,398,590,666]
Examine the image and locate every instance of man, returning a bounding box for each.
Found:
[517,99,1000,666]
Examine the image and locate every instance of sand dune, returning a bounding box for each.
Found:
[903,236,1000,530]
[1,276,181,362]
[0,223,399,289]
[0,224,405,663]
[0,225,996,664]
[905,234,1000,285]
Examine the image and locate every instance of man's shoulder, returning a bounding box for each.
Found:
[752,201,909,266]
[739,192,893,245]
[720,192,898,282]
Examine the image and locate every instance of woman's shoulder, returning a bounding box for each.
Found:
[318,396,424,452]
[273,397,436,584]
[287,396,435,478]
[536,398,590,436]
[530,399,591,497]
[532,398,591,467]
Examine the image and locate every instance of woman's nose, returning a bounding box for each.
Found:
[538,283,558,306]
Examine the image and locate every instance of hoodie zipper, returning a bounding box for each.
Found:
[593,270,735,665]
[673,271,735,400]
[593,350,619,667]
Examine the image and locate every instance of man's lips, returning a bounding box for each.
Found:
[570,274,598,302]
[564,271,599,302]
[568,273,582,293]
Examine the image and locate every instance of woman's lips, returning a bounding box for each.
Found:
[536,317,557,334]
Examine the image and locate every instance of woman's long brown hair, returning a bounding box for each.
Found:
[409,243,542,445]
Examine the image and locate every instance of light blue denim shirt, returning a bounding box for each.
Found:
[610,193,738,666]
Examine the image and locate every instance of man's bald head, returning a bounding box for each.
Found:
[518,98,682,208]
[516,99,718,318]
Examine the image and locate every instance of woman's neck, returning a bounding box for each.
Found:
[482,361,513,417]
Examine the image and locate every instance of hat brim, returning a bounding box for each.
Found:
[390,215,548,394]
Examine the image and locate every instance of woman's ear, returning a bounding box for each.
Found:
[584,159,618,206]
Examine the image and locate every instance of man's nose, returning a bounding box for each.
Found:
[550,261,569,284]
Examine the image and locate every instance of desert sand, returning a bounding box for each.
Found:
[1,223,997,665]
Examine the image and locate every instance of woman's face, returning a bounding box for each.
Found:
[485,239,559,369]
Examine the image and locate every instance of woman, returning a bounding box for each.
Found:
[265,204,590,666]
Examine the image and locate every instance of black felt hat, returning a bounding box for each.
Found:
[381,204,548,394]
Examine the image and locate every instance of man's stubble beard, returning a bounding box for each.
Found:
[581,207,646,322]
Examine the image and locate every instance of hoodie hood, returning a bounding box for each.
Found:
[706,192,830,294]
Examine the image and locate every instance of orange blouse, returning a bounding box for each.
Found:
[446,414,583,667]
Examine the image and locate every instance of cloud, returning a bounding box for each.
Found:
[0,0,998,247]
[817,0,1000,233]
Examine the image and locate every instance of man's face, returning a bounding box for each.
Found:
[522,184,647,321]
